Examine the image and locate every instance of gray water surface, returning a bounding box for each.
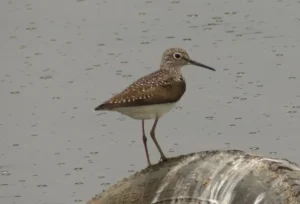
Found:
[1,0,300,203]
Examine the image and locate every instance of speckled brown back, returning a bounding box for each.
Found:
[95,69,186,110]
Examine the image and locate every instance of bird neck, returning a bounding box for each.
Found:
[160,62,182,71]
[160,66,183,80]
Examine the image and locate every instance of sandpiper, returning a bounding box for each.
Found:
[94,48,215,165]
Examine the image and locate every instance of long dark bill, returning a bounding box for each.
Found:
[184,58,216,71]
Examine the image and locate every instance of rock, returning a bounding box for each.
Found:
[87,150,300,204]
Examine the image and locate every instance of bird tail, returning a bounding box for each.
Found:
[94,103,114,111]
[94,104,105,111]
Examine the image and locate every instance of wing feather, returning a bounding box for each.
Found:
[95,70,186,110]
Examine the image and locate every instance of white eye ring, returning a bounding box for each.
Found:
[173,53,182,59]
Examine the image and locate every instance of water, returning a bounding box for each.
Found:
[0,0,300,203]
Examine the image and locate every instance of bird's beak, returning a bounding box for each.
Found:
[184,57,216,71]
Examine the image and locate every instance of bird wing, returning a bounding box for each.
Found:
[95,70,186,110]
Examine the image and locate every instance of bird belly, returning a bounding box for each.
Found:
[114,103,176,120]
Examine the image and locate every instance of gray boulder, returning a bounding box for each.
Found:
[87,150,300,204]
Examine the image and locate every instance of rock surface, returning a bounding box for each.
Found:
[87,150,300,204]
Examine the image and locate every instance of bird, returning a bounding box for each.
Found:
[94,48,216,166]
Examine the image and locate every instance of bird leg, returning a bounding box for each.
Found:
[142,120,151,166]
[150,117,167,161]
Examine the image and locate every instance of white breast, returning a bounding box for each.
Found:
[113,103,176,120]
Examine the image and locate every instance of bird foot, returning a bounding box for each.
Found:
[159,156,168,163]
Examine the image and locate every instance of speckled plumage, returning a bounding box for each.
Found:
[95,68,186,110]
[94,47,215,166]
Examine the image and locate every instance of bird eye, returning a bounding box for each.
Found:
[173,53,182,59]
